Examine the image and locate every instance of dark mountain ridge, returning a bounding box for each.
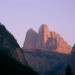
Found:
[0,23,38,75]
[0,46,38,75]
[0,23,27,65]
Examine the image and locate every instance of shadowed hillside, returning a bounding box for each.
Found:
[0,23,38,75]
[0,46,38,75]
[0,23,27,65]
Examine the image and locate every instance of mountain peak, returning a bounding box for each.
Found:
[23,28,37,50]
[27,28,37,34]
[23,24,72,54]
[0,23,6,31]
[39,24,49,32]
[40,24,48,28]
[29,28,34,31]
[36,24,51,50]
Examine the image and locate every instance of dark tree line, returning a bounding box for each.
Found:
[65,65,73,75]
[51,65,73,75]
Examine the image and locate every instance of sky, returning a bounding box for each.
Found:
[0,0,75,47]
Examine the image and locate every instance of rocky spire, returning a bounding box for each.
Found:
[23,24,72,54]
[36,24,51,50]
[23,28,37,50]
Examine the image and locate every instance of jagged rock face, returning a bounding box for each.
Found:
[36,24,51,50]
[50,32,72,54]
[23,28,37,50]
[22,24,72,75]
[23,24,72,54]
[0,23,27,65]
[46,36,57,51]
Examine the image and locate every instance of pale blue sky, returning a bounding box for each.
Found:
[0,0,75,47]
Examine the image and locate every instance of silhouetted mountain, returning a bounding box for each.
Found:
[0,23,26,65]
[0,23,38,75]
[0,46,38,75]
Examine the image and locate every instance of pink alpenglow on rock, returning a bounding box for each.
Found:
[23,24,72,54]
[36,24,51,50]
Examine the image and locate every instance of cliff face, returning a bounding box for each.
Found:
[36,24,51,50]
[23,28,37,50]
[50,31,72,54]
[23,24,72,54]
[0,23,27,65]
[23,24,72,75]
